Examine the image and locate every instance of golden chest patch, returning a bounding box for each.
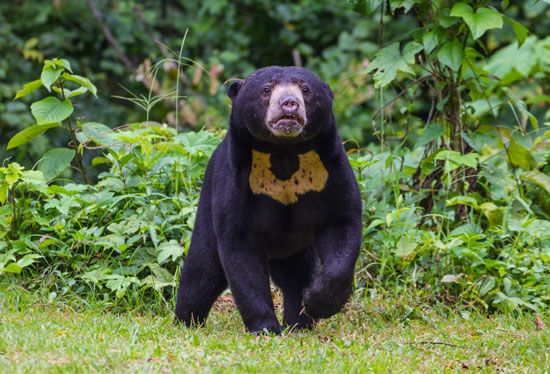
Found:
[249,149,329,205]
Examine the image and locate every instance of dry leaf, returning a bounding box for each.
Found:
[535,316,547,330]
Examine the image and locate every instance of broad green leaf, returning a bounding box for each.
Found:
[365,218,384,232]
[350,0,382,15]
[12,169,46,194]
[41,66,63,91]
[415,123,444,147]
[449,3,472,17]
[504,17,529,47]
[31,97,73,124]
[157,240,183,264]
[47,183,88,196]
[395,236,416,258]
[7,123,61,150]
[91,156,111,167]
[44,58,72,72]
[80,122,116,146]
[82,269,111,284]
[493,292,538,312]
[0,184,8,204]
[484,37,536,85]
[450,3,503,39]
[44,197,80,216]
[521,170,550,193]
[480,202,503,226]
[478,276,496,297]
[38,148,75,182]
[14,79,42,100]
[3,163,23,187]
[437,41,463,70]
[435,150,479,168]
[20,170,46,186]
[17,254,41,268]
[107,219,140,236]
[105,274,140,298]
[174,129,220,156]
[465,98,503,118]
[4,263,22,274]
[507,141,536,171]
[422,29,442,54]
[446,196,479,209]
[366,42,422,88]
[62,73,97,96]
[54,58,72,72]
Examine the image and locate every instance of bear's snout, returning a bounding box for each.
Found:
[279,95,300,113]
[266,83,307,138]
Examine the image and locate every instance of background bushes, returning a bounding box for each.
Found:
[0,0,548,313]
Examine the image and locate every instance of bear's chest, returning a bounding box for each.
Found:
[246,149,331,240]
[248,149,329,205]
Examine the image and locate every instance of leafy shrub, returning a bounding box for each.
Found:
[352,138,549,313]
[1,119,548,312]
[1,122,220,306]
[1,0,549,314]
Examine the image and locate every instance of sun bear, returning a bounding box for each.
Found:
[175,66,362,334]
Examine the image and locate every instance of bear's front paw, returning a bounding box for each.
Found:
[247,319,282,335]
[248,324,282,335]
[302,275,352,320]
[174,310,206,327]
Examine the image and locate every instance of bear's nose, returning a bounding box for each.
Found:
[279,95,299,112]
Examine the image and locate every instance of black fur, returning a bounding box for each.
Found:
[175,66,362,334]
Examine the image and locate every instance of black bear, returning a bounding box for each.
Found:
[175,66,362,334]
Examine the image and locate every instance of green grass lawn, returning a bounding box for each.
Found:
[0,285,548,373]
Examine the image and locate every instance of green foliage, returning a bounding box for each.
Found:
[38,148,76,182]
[450,3,503,40]
[365,42,422,88]
[0,1,549,315]
[8,58,98,183]
[1,120,548,312]
[351,137,549,312]
[1,122,219,304]
[436,41,463,71]
[30,97,73,125]
[7,123,61,150]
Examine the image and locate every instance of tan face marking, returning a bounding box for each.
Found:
[249,149,329,205]
[265,84,307,138]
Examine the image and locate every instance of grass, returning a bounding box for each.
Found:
[0,284,548,373]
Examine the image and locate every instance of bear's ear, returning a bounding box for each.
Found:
[323,82,334,100]
[227,79,244,100]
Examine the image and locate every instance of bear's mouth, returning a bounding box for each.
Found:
[268,114,305,137]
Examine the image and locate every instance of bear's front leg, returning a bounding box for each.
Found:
[303,217,362,319]
[218,237,282,334]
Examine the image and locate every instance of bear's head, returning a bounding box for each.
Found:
[228,66,334,145]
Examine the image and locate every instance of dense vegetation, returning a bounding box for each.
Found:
[0,0,548,318]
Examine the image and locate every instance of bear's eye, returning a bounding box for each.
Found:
[301,85,310,94]
[263,85,272,94]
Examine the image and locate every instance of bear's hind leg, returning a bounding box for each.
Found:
[175,231,227,326]
[270,248,319,331]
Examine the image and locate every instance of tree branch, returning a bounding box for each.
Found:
[85,0,136,72]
